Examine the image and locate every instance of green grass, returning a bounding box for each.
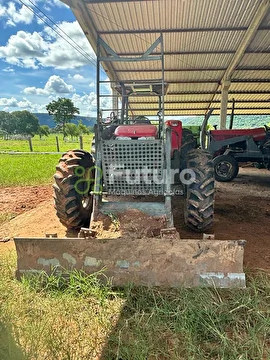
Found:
[0,251,269,360]
[0,154,61,186]
[0,134,94,186]
[0,134,93,153]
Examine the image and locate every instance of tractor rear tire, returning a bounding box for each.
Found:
[183,149,215,232]
[213,155,239,182]
[180,129,197,170]
[53,149,95,229]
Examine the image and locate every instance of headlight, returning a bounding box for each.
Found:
[138,137,155,140]
[116,136,132,140]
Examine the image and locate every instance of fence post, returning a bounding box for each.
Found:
[56,136,60,152]
[28,137,33,152]
[79,136,83,150]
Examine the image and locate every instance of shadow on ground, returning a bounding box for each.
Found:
[0,320,26,360]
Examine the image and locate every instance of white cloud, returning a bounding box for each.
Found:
[0,0,67,28]
[44,75,74,93]
[0,95,47,113]
[35,0,68,9]
[0,30,48,69]
[0,2,34,26]
[2,67,14,72]
[23,86,46,95]
[0,97,18,107]
[0,91,107,116]
[73,74,84,81]
[23,75,74,95]
[71,91,111,115]
[13,0,67,10]
[41,21,95,69]
[0,21,95,70]
[0,96,34,109]
[18,98,34,109]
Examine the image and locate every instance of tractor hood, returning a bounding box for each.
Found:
[114,125,158,139]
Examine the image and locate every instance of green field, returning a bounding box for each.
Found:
[0,134,93,186]
[0,134,93,153]
[0,154,61,186]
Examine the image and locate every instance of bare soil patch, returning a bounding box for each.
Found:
[0,167,269,271]
[0,185,52,216]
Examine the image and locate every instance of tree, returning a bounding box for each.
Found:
[37,125,50,139]
[0,111,19,136]
[65,123,80,140]
[77,120,90,135]
[46,98,79,138]
[12,111,40,136]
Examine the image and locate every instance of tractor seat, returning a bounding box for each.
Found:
[133,116,151,124]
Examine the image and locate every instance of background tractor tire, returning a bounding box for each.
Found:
[180,129,197,170]
[213,155,239,182]
[183,149,215,232]
[53,149,95,229]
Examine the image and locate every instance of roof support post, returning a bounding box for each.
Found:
[220,80,231,129]
[112,88,118,115]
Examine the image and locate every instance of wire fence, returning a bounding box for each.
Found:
[0,135,93,154]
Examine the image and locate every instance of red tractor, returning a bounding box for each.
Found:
[201,119,270,182]
[53,36,214,233]
[54,89,214,233]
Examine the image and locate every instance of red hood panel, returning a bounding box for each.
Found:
[210,128,266,141]
[114,125,158,138]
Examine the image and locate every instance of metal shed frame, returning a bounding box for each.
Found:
[62,0,270,127]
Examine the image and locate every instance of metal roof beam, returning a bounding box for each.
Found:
[99,36,162,62]
[114,67,270,73]
[84,0,150,3]
[167,91,270,95]
[124,107,270,111]
[222,1,270,82]
[112,79,270,84]
[128,100,270,104]
[231,79,270,83]
[117,50,270,56]
[99,25,270,35]
[122,80,219,84]
[115,68,226,72]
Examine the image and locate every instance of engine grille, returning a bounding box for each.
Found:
[101,140,164,195]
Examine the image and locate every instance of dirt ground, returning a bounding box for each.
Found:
[0,166,269,271]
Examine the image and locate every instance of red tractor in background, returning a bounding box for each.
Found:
[201,116,270,182]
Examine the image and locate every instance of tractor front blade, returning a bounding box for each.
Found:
[14,237,246,288]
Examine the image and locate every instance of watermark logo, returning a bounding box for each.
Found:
[74,165,196,195]
[74,165,96,195]
[108,164,195,186]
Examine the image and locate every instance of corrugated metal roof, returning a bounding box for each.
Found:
[62,0,270,117]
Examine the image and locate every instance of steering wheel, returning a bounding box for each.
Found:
[200,108,214,149]
[110,111,116,121]
[133,116,151,124]
[264,124,270,132]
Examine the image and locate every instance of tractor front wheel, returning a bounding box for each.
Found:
[183,149,215,232]
[213,155,239,182]
[53,150,95,229]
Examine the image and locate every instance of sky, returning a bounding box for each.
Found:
[0,0,106,116]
